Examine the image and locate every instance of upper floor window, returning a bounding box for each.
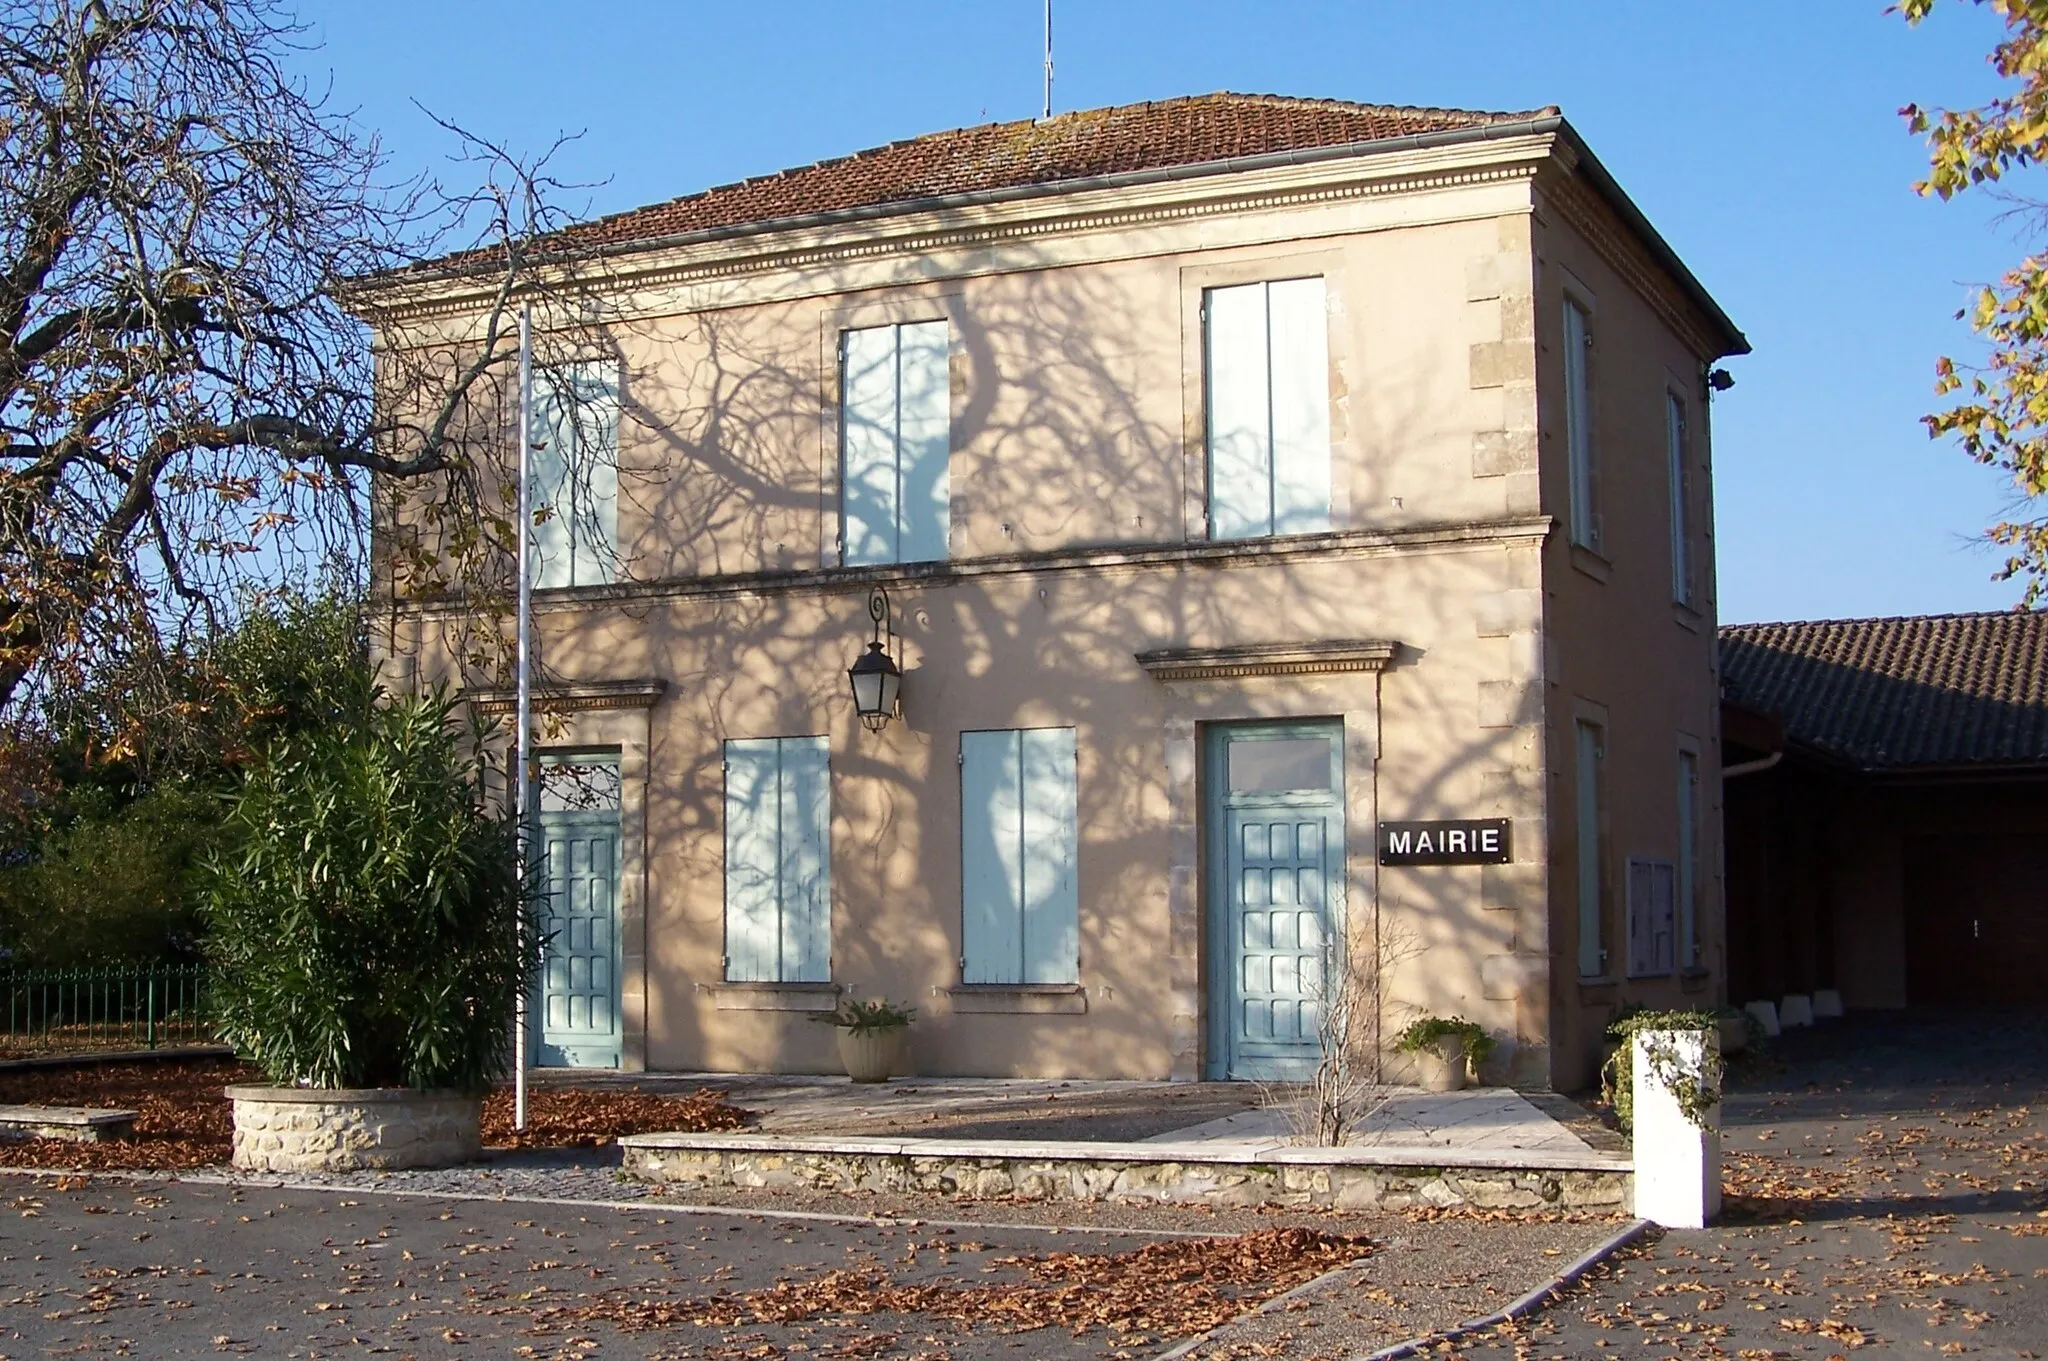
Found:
[1562,298,1599,552]
[1666,391,1694,606]
[1204,277,1331,540]
[841,320,950,565]
[530,363,619,588]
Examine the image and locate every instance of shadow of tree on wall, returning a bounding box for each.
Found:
[378,244,1552,1083]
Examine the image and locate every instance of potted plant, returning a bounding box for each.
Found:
[200,685,535,1172]
[812,997,916,1083]
[1394,1016,1495,1092]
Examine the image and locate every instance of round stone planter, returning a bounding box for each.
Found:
[227,1086,483,1173]
[1414,1036,1469,1092]
[834,1026,908,1083]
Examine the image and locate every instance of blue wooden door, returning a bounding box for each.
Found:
[535,758,622,1069]
[1207,723,1345,1081]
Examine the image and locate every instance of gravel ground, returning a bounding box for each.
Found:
[1447,1010,2048,1359]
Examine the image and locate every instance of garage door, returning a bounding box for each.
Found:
[1904,834,2048,1006]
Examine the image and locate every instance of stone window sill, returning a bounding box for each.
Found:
[698,981,842,1012]
[1570,543,1611,584]
[1679,966,1712,992]
[1576,974,1618,1002]
[1672,602,1702,632]
[947,984,1088,1015]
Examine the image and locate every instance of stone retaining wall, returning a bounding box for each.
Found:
[623,1142,1631,1213]
[228,1086,482,1173]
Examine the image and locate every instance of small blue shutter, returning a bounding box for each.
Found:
[528,375,575,588]
[895,320,951,564]
[779,736,832,984]
[724,739,780,981]
[961,730,1024,984]
[1019,728,1079,984]
[841,327,899,565]
[568,363,619,587]
[1266,278,1331,535]
[1205,283,1271,540]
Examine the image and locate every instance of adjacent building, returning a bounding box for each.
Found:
[362,95,1748,1091]
[1721,611,2048,1012]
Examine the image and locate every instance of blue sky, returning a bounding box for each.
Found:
[296,1,2025,624]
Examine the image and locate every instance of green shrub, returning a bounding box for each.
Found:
[1394,1015,1495,1065]
[199,687,536,1091]
[0,785,217,966]
[811,997,917,1034]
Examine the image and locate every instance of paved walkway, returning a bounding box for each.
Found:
[1146,1087,1604,1156]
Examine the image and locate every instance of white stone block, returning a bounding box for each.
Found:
[1631,1029,1722,1229]
[1743,1000,1781,1038]
[1812,989,1844,1020]
[1780,994,1814,1028]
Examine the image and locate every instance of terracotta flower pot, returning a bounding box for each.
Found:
[835,1026,908,1083]
[1414,1036,1468,1092]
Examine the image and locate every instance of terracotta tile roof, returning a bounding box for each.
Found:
[1719,612,2048,770]
[544,93,1552,252]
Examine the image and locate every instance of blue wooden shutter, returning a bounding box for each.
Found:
[841,326,899,565]
[1563,300,1596,548]
[1205,283,1271,540]
[568,363,619,587]
[1018,728,1079,984]
[895,320,950,563]
[528,374,576,588]
[1266,278,1331,535]
[724,739,780,981]
[961,730,1024,983]
[778,736,832,983]
[1575,722,1604,978]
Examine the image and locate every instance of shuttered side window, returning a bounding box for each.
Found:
[1677,749,1700,968]
[1627,858,1678,978]
[1575,719,1607,978]
[961,727,1079,985]
[1563,299,1598,551]
[724,736,832,983]
[530,363,620,588]
[841,320,950,565]
[1204,277,1332,540]
[1667,392,1693,605]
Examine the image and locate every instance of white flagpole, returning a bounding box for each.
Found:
[513,303,534,1133]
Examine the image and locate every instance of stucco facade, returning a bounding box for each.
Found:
[366,98,1746,1092]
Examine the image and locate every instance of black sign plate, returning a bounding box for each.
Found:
[1378,818,1511,867]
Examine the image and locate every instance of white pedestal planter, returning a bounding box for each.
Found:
[228,1087,483,1173]
[835,1027,908,1083]
[1630,1030,1721,1228]
[1812,988,1844,1020]
[1743,999,1781,1038]
[1780,994,1814,1028]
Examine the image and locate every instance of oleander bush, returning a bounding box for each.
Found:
[200,685,536,1091]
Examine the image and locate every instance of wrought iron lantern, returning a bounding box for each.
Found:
[847,587,902,733]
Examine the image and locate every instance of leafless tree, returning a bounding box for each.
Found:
[0,0,610,751]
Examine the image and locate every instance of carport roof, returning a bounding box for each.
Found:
[1719,612,2048,771]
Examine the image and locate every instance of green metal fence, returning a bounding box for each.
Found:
[0,964,215,1056]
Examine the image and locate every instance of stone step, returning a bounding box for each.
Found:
[619,1130,1632,1213]
[0,1105,139,1143]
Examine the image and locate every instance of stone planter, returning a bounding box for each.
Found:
[835,1027,908,1083]
[227,1086,483,1173]
[1414,1036,1468,1092]
[1717,1013,1750,1056]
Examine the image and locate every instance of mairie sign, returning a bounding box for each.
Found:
[1377,818,1512,867]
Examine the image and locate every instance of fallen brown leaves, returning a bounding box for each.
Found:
[0,1059,751,1169]
[480,1085,751,1148]
[0,1058,252,1170]
[553,1227,1374,1343]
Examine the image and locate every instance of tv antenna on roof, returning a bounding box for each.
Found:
[1042,0,1053,120]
